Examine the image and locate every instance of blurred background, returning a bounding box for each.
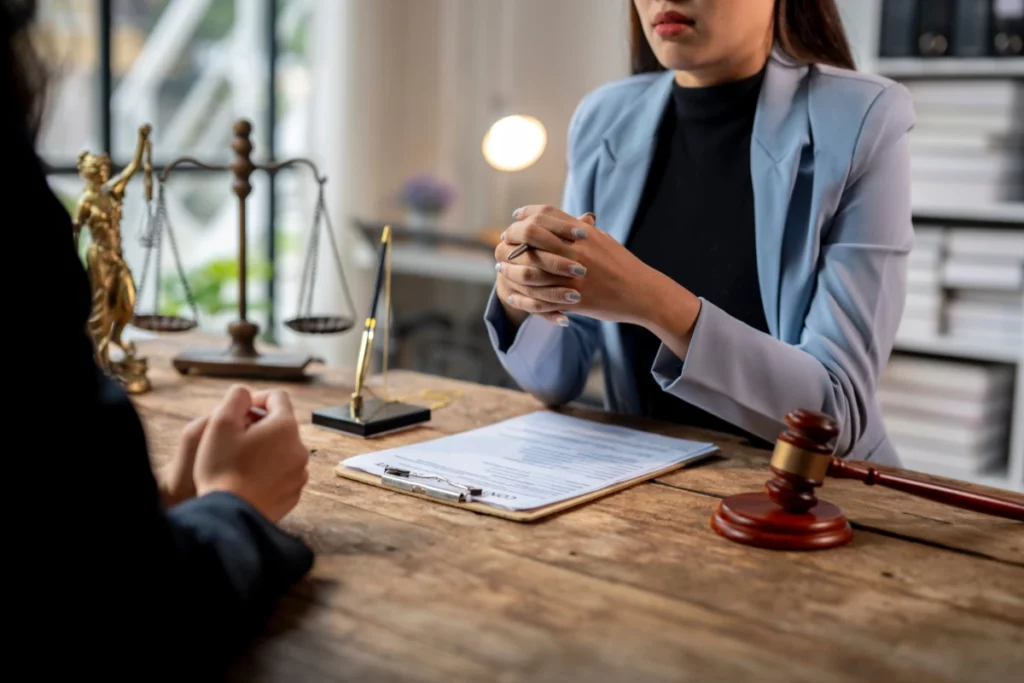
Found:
[38,0,1022,492]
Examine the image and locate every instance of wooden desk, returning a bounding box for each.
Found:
[132,337,1024,683]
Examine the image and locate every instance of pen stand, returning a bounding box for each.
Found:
[311,225,432,437]
[312,396,430,438]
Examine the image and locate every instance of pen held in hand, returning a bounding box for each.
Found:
[504,242,532,262]
[505,212,596,262]
[245,406,268,427]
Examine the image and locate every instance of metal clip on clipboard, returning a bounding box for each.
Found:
[380,466,483,503]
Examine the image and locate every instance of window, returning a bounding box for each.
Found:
[39,0,314,342]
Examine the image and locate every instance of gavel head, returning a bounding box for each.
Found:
[765,410,839,513]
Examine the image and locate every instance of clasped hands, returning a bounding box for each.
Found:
[158,385,310,524]
[494,205,701,339]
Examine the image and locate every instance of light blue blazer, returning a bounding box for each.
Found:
[484,50,915,466]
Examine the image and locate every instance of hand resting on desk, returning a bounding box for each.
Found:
[159,384,310,523]
[157,413,210,506]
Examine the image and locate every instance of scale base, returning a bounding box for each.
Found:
[710,492,853,551]
[173,349,313,381]
[312,397,430,438]
[173,319,314,381]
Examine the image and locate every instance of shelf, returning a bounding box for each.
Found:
[893,335,1021,363]
[912,202,1024,225]
[876,57,1024,78]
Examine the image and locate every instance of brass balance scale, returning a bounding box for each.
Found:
[131,119,357,381]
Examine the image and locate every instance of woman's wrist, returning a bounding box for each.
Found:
[497,286,530,333]
[500,299,530,330]
[639,271,701,357]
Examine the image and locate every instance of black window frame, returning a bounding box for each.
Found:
[44,0,282,339]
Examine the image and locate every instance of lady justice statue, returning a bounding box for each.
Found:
[72,124,152,393]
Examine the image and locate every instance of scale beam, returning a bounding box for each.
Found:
[151,118,354,380]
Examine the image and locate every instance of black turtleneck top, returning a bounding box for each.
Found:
[622,68,770,439]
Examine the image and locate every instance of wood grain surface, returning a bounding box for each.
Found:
[131,335,1024,682]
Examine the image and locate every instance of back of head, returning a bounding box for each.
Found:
[1,0,46,142]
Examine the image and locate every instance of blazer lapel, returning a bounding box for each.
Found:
[751,51,810,338]
[590,56,810,410]
[595,71,674,244]
[596,56,811,339]
[592,71,673,413]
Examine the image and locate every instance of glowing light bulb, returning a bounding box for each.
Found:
[482,115,547,171]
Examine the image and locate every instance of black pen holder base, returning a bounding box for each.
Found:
[312,397,430,438]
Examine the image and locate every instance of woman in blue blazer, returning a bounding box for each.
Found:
[485,0,914,465]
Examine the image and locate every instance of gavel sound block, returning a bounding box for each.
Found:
[710,409,1024,550]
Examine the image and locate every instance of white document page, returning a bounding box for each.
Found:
[340,411,718,511]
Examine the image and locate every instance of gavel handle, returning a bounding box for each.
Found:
[827,459,1024,522]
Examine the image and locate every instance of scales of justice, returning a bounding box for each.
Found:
[75,120,432,435]
[75,119,361,388]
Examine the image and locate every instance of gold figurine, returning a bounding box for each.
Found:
[72,124,153,393]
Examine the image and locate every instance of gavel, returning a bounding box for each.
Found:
[711,409,1024,550]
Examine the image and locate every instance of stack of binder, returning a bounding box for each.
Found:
[905,80,1024,204]
[880,354,1015,474]
[880,0,1024,57]
[941,228,1024,348]
[898,226,945,338]
[946,290,1023,345]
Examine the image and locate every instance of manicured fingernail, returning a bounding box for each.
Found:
[570,265,587,276]
[565,292,581,303]
[507,294,516,305]
[572,228,587,239]
[556,316,570,327]
[512,208,522,219]
[495,263,502,273]
[500,231,506,241]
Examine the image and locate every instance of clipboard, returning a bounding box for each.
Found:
[334,451,716,522]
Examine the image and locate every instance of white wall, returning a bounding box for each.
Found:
[303,0,630,367]
[335,0,630,230]
[476,0,632,224]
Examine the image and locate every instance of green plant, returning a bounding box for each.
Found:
[196,0,236,40]
[276,227,301,256]
[157,257,272,318]
[277,0,310,55]
[283,22,309,56]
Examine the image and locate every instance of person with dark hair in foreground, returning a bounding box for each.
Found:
[4,2,314,675]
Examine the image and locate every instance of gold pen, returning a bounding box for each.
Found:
[351,225,391,411]
[505,212,595,262]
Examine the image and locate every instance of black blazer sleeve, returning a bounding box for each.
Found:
[9,108,313,675]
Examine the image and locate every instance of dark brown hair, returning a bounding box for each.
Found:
[1,0,47,141]
[629,0,856,74]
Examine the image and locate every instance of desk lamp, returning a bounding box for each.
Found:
[483,115,547,172]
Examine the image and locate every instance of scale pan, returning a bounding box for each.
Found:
[133,314,198,333]
[285,315,354,334]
